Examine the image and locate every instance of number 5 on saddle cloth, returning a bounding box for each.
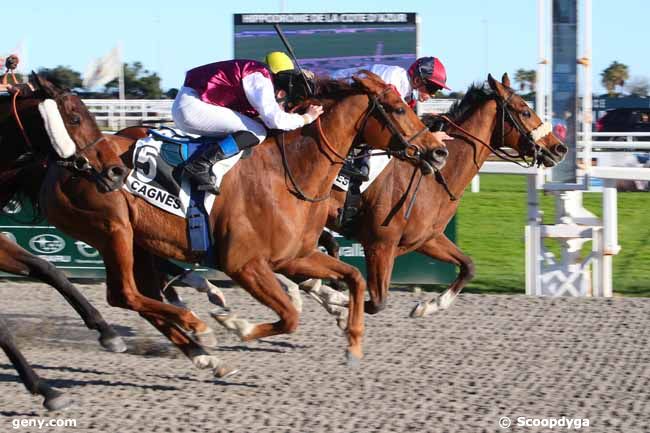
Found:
[124,127,253,259]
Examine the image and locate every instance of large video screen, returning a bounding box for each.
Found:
[234,13,417,77]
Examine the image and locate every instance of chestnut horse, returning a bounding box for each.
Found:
[15,72,448,374]
[317,73,567,319]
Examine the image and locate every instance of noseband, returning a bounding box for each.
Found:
[497,91,552,167]
[355,85,431,164]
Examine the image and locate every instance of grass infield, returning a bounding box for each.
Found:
[452,175,650,297]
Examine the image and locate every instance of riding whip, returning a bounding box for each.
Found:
[273,24,314,96]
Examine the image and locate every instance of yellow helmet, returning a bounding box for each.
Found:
[264,51,295,74]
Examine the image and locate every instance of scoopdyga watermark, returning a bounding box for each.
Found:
[499,416,590,429]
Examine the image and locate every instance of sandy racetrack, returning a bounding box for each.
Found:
[0,281,648,432]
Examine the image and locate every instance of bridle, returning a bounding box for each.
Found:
[280,83,435,202]
[9,88,110,178]
[437,90,552,169]
[353,85,432,165]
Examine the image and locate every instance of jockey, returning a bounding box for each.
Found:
[331,56,451,107]
[330,57,453,234]
[172,54,324,194]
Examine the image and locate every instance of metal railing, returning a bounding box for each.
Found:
[84,99,173,131]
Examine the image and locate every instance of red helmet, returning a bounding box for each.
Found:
[408,57,450,91]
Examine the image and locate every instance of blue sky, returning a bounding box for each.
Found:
[2,0,647,94]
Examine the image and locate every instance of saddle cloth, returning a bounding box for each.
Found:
[333,150,392,192]
[123,128,243,218]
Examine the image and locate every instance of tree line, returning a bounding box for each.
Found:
[8,60,647,100]
[512,61,648,98]
[10,62,174,99]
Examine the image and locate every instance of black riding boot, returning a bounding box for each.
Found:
[181,144,226,195]
[339,179,363,237]
[181,131,261,195]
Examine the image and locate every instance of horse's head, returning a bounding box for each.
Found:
[27,73,128,191]
[351,71,449,173]
[487,73,567,167]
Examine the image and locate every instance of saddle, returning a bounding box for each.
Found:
[148,128,223,167]
[148,128,252,168]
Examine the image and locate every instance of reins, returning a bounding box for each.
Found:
[10,88,33,150]
[282,83,434,203]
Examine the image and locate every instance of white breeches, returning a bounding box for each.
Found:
[171,86,267,142]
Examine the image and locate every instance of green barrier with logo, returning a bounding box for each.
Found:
[1,198,456,284]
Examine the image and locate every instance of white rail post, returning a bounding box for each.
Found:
[471,175,480,193]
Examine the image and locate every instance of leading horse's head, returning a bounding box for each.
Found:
[487,73,567,167]
[350,71,449,172]
[26,73,128,191]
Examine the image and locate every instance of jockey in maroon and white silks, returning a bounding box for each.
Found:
[172,58,323,195]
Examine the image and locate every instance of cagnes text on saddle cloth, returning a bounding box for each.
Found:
[123,135,242,217]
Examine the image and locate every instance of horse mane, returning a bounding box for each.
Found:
[446,82,495,122]
[292,78,366,112]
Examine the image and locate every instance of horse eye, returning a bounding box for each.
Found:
[70,114,81,125]
[522,111,531,118]
[395,108,406,115]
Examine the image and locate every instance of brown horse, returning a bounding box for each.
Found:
[15,72,448,373]
[0,234,132,410]
[0,77,131,410]
[317,73,567,318]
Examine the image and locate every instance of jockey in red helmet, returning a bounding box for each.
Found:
[330,57,452,232]
[331,56,450,107]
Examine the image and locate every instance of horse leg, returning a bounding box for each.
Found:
[0,238,126,353]
[316,230,345,291]
[279,251,366,365]
[154,258,228,309]
[100,229,214,347]
[131,248,236,378]
[299,278,349,331]
[364,242,398,314]
[410,235,475,318]
[0,317,73,411]
[211,258,300,344]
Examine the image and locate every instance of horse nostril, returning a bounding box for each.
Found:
[434,147,449,160]
[107,165,126,180]
[555,144,568,155]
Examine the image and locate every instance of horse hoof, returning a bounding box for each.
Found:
[190,329,219,349]
[214,366,240,379]
[409,301,427,318]
[209,306,232,319]
[336,311,349,331]
[207,291,228,308]
[99,334,128,353]
[43,391,74,411]
[346,350,362,368]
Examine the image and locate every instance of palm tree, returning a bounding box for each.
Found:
[601,61,629,96]
[514,69,536,93]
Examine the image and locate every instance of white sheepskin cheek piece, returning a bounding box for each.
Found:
[38,99,76,158]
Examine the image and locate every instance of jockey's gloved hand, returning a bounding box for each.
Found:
[302,105,324,125]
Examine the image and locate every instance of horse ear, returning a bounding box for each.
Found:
[501,73,511,88]
[487,73,498,90]
[351,70,383,94]
[30,72,60,98]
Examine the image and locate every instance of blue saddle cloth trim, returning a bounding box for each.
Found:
[148,128,217,168]
[219,135,240,158]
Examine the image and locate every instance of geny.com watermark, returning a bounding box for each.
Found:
[11,418,77,430]
[499,416,590,429]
